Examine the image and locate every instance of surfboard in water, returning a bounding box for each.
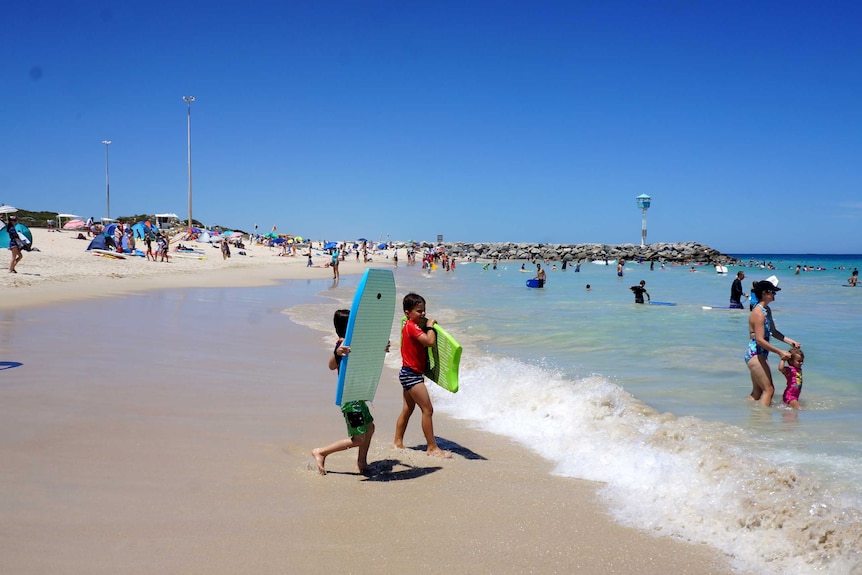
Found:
[649,301,677,306]
[335,269,396,406]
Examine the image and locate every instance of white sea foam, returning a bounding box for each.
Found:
[432,355,862,575]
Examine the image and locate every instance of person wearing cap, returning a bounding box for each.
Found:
[745,280,801,406]
[6,215,25,273]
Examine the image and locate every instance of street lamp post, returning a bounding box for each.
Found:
[101,140,111,219]
[636,194,651,247]
[183,96,195,231]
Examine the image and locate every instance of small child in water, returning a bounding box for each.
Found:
[778,347,805,409]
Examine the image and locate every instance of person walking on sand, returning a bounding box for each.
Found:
[394,293,452,458]
[6,215,25,273]
[330,246,340,279]
[745,280,801,407]
[312,310,377,475]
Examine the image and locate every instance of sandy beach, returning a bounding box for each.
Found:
[1,229,732,574]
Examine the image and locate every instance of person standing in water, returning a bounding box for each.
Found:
[730,271,747,309]
[533,263,546,288]
[630,280,650,304]
[745,281,801,407]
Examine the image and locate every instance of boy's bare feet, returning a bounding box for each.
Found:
[393,442,405,449]
[427,448,452,459]
[311,448,326,475]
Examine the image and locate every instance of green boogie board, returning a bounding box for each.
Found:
[401,318,462,393]
[335,269,396,406]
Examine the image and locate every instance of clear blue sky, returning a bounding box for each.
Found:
[2,1,860,253]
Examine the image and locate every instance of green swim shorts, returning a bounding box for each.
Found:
[341,400,373,437]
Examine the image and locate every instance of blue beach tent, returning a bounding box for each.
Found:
[86,234,114,251]
[131,221,159,239]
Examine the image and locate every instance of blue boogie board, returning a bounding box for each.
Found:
[649,301,677,306]
[335,269,396,405]
[526,279,543,288]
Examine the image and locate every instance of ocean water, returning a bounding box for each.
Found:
[289,254,862,575]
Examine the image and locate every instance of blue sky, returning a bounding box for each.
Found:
[2,1,860,253]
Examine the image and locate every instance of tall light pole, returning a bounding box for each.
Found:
[183,96,195,230]
[636,194,651,247]
[101,140,111,219]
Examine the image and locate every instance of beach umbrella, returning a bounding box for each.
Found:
[357,237,368,242]
[272,237,286,244]
[323,241,337,250]
[63,219,86,230]
[0,205,18,214]
[378,243,387,250]
[57,213,81,229]
[295,236,303,242]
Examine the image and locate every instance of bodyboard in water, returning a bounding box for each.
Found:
[335,269,396,405]
[526,279,543,288]
[649,301,677,306]
[400,318,462,393]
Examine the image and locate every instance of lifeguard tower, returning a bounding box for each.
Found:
[636,194,651,247]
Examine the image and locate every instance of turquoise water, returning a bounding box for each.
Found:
[292,254,861,575]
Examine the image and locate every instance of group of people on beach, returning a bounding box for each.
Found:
[312,292,451,475]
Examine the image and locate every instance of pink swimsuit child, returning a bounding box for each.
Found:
[782,364,803,404]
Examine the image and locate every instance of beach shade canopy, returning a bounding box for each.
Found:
[230,231,243,238]
[131,221,159,239]
[323,241,337,250]
[0,222,33,249]
[272,237,286,244]
[357,237,368,242]
[378,243,387,249]
[0,205,18,214]
[63,219,86,230]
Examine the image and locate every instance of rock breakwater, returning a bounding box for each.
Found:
[417,241,739,264]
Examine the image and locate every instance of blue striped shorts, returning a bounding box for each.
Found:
[399,367,424,390]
